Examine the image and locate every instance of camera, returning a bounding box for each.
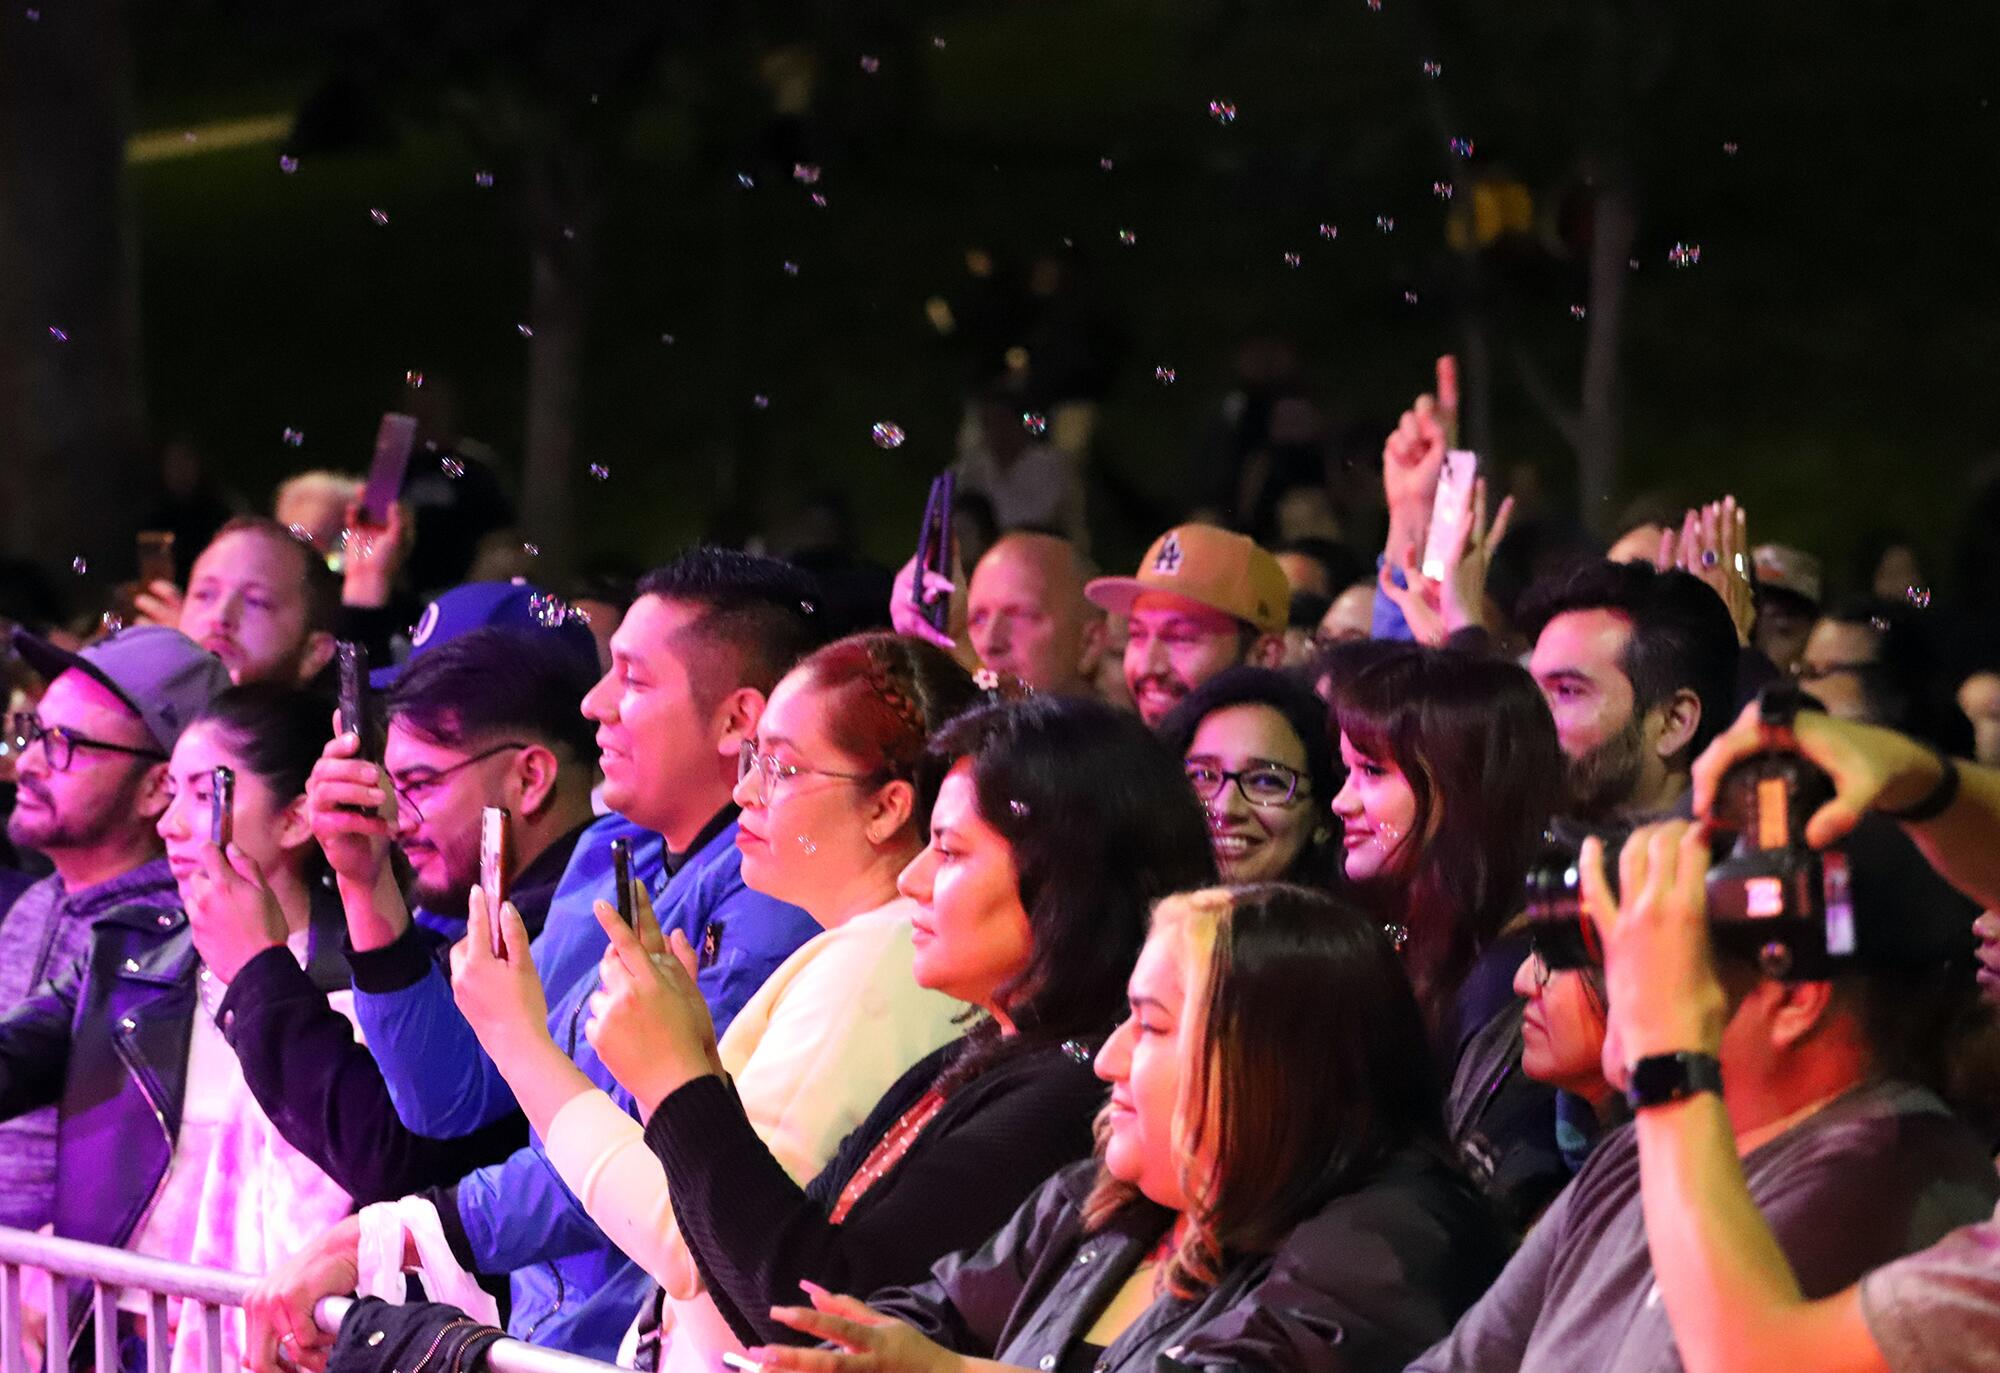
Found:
[1525,715,1855,982]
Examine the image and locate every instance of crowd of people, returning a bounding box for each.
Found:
[0,352,1997,1373]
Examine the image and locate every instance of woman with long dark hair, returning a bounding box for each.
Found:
[584,694,1217,1354]
[1328,644,1569,1223]
[740,884,1508,1373]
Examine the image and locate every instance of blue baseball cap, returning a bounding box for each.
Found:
[10,624,232,753]
[372,581,600,688]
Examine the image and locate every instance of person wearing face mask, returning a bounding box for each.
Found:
[1158,666,1340,890]
[436,632,980,1372]
[721,884,1509,1373]
[0,685,354,1373]
[1328,646,1571,1226]
[576,696,1217,1358]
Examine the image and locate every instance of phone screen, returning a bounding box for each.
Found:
[610,838,635,927]
[361,413,419,526]
[480,807,511,957]
[1420,449,1479,582]
[209,766,234,848]
[913,472,957,634]
[136,531,177,589]
[336,642,383,766]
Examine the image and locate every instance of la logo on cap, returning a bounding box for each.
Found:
[1153,532,1184,576]
[411,602,441,647]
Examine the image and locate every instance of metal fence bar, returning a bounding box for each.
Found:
[0,1262,23,1373]
[0,1228,617,1373]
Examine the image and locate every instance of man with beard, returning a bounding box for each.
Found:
[0,625,229,1228]
[1523,560,1739,822]
[212,625,599,1203]
[159,517,342,686]
[1085,523,1288,728]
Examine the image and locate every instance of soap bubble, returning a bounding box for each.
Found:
[516,322,534,337]
[100,612,124,635]
[1099,157,1115,171]
[474,170,494,187]
[1008,800,1031,817]
[1154,365,1177,385]
[47,325,67,342]
[1318,222,1339,240]
[752,394,771,410]
[1375,215,1396,234]
[1282,251,1302,268]
[440,457,465,479]
[781,261,800,276]
[859,55,880,74]
[278,155,299,174]
[369,208,389,226]
[288,523,313,543]
[405,370,424,388]
[589,463,610,481]
[792,163,822,185]
[797,836,818,855]
[1906,585,1932,609]
[1422,59,1442,78]
[522,543,541,558]
[810,192,828,209]
[1403,289,1420,305]
[1117,228,1137,246]
[71,557,87,575]
[736,172,755,189]
[660,332,676,345]
[282,427,305,446]
[1207,99,1238,125]
[1570,304,1587,320]
[1668,242,1702,268]
[1432,180,1454,199]
[932,35,946,48]
[871,422,907,450]
[529,593,570,627]
[1722,141,1740,157]
[1021,412,1047,436]
[1449,137,1474,158]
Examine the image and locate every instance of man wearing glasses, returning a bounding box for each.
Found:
[0,624,229,1231]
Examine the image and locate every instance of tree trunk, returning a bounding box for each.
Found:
[1575,178,1635,535]
[0,0,147,574]
[517,138,605,580]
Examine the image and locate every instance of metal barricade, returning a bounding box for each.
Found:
[0,1228,614,1373]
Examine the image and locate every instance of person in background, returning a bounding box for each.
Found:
[963,532,1106,696]
[1282,590,1333,668]
[951,388,1086,551]
[1795,597,1973,755]
[737,884,1510,1373]
[1272,536,1364,601]
[252,549,828,1362]
[1085,524,1288,728]
[1512,929,1623,1181]
[1750,543,1824,676]
[1537,705,2000,1373]
[1522,560,1740,823]
[1328,645,1570,1224]
[1160,666,1340,889]
[273,471,363,563]
[0,625,229,1231]
[136,517,342,686]
[1316,578,1376,646]
[0,685,351,1373]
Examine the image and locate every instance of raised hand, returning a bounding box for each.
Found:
[186,841,288,983]
[450,887,551,1062]
[1659,495,1754,646]
[131,578,185,629]
[340,498,410,609]
[750,1283,967,1373]
[1378,475,1514,646]
[889,553,977,672]
[1381,355,1456,568]
[584,882,724,1117]
[305,725,398,887]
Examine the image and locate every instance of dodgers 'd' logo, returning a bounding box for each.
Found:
[411,601,442,647]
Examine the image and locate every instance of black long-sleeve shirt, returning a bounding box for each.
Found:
[647,1035,1106,1348]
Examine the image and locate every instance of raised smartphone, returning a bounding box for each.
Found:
[1420,448,1479,582]
[209,766,234,848]
[361,413,419,526]
[336,641,383,765]
[480,806,511,957]
[610,837,635,927]
[912,472,956,635]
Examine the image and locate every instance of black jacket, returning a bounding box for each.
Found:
[0,894,349,1341]
[218,826,588,1203]
[868,1152,1510,1373]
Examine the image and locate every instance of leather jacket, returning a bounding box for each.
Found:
[0,891,349,1275]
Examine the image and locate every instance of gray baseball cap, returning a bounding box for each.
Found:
[10,625,232,754]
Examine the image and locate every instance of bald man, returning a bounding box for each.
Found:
[964,531,1107,695]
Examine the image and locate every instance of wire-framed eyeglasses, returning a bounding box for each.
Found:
[736,741,882,800]
[391,742,527,823]
[6,712,167,773]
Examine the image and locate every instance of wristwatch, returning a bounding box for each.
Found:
[1624,1052,1723,1111]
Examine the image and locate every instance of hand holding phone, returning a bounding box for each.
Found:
[361,413,419,527]
[480,807,512,957]
[336,642,383,766]
[912,473,957,636]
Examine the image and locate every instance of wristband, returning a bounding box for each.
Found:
[1624,1051,1723,1112]
[1876,749,1961,824]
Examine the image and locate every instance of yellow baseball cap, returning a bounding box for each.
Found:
[1085,524,1289,635]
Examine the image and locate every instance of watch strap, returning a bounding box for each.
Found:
[1624,1051,1723,1112]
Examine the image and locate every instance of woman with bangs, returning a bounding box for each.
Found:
[739,884,1508,1373]
[1326,644,1571,1225]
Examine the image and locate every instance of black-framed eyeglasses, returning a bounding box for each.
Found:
[1791,659,1879,685]
[736,740,881,800]
[1184,759,1306,809]
[7,713,166,774]
[390,742,527,823]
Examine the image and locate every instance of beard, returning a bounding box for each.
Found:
[1563,714,1648,820]
[6,771,145,856]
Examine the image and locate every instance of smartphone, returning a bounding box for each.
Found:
[361,413,419,526]
[1420,448,1479,582]
[912,472,956,634]
[136,531,177,589]
[209,766,235,848]
[721,1355,764,1373]
[480,807,512,957]
[610,838,635,927]
[336,641,383,765]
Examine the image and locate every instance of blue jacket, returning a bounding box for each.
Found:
[353,809,820,1359]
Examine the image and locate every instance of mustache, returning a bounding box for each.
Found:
[15,778,53,810]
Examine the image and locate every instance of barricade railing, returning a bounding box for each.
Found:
[0,1228,614,1373]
